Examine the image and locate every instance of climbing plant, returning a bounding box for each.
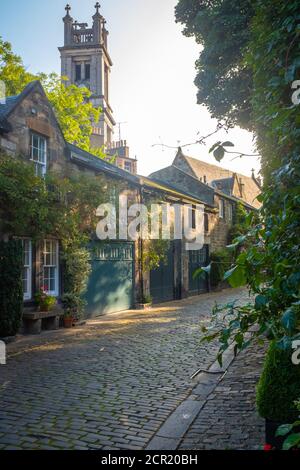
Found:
[176,0,300,359]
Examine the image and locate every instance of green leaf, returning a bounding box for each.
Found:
[222,141,234,147]
[255,295,268,309]
[282,433,300,450]
[223,265,247,288]
[276,424,293,437]
[209,141,222,154]
[281,307,297,334]
[213,146,225,162]
[192,263,211,280]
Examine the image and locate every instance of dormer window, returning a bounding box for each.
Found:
[30,133,47,177]
[124,161,132,172]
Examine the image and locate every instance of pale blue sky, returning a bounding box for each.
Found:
[0,0,260,177]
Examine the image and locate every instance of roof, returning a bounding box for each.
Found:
[68,143,140,185]
[68,144,212,207]
[0,96,18,131]
[174,149,261,209]
[211,177,234,195]
[0,80,42,127]
[0,81,70,148]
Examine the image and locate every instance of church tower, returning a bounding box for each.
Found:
[59,3,115,148]
[59,3,138,174]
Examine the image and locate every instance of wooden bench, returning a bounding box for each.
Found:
[22,309,62,335]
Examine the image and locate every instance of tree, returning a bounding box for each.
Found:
[0,38,36,95]
[177,0,300,359]
[175,0,255,130]
[0,37,105,159]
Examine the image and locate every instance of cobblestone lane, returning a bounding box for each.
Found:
[0,288,254,450]
[179,339,266,450]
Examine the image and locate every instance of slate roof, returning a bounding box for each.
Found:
[174,149,261,209]
[211,177,234,195]
[68,143,211,206]
[0,81,42,132]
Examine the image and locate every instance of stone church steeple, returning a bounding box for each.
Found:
[59,3,115,148]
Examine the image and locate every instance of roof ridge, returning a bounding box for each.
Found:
[182,152,254,181]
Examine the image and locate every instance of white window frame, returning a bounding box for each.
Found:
[42,240,59,297]
[22,239,32,301]
[30,133,47,177]
[124,161,132,172]
[219,199,225,219]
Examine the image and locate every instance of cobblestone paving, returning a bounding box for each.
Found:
[179,339,266,450]
[0,288,252,450]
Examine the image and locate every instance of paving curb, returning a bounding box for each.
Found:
[145,342,238,450]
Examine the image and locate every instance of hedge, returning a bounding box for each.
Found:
[256,341,300,423]
[0,239,23,337]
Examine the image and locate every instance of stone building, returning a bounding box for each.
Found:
[0,81,221,329]
[150,148,261,254]
[58,3,137,174]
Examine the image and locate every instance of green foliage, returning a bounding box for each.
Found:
[138,293,152,305]
[0,37,105,159]
[175,0,255,130]
[62,247,91,319]
[34,289,56,312]
[62,248,91,296]
[256,341,300,422]
[276,401,300,450]
[0,240,23,337]
[41,73,104,157]
[179,1,300,364]
[61,293,86,319]
[227,202,249,243]
[0,152,106,245]
[0,38,36,95]
[142,239,170,272]
[209,249,233,288]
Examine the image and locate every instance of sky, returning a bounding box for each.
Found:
[0,0,260,177]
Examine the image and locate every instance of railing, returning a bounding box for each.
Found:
[72,30,94,44]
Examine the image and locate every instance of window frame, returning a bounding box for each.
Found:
[75,64,82,82]
[85,63,91,80]
[219,199,225,219]
[42,240,59,297]
[228,203,234,222]
[22,239,32,301]
[30,132,47,177]
[204,213,209,233]
[124,161,132,172]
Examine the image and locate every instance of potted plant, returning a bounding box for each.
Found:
[256,340,300,449]
[136,294,152,310]
[61,293,84,328]
[34,288,56,312]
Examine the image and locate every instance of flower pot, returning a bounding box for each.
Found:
[63,317,73,328]
[135,303,152,311]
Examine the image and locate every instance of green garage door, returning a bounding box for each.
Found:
[189,245,209,295]
[85,242,134,317]
[150,243,175,303]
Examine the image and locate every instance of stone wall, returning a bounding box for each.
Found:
[2,89,68,175]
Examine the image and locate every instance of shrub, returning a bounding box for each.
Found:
[0,239,23,337]
[256,341,300,422]
[61,293,85,320]
[210,249,233,288]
